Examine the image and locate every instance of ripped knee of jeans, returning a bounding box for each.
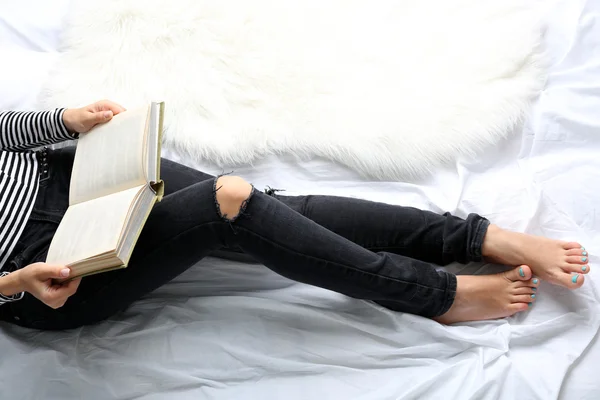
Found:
[213,175,254,223]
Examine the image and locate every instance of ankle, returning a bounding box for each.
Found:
[455,275,477,299]
[481,224,509,259]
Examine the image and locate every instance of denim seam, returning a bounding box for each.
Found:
[27,213,63,224]
[236,226,451,293]
[365,245,410,252]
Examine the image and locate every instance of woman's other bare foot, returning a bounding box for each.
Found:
[482,225,589,289]
[434,265,538,324]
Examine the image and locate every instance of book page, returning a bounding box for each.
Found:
[46,186,145,267]
[147,102,161,183]
[118,185,157,265]
[70,106,150,205]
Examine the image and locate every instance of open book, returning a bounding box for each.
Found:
[46,102,165,279]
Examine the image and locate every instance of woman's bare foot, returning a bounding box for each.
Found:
[481,225,589,289]
[435,265,538,324]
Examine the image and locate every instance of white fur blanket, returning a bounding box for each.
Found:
[40,0,546,179]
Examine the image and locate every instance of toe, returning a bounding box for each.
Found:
[562,262,591,274]
[513,294,537,304]
[563,242,584,251]
[506,265,532,282]
[508,303,529,314]
[513,286,535,295]
[566,248,589,257]
[514,276,539,288]
[554,271,585,289]
[566,256,588,265]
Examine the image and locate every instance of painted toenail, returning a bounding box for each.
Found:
[528,303,532,307]
[583,251,587,256]
[572,274,579,283]
[532,287,537,291]
[531,294,536,298]
[582,266,587,272]
[519,267,525,277]
[533,278,538,284]
[581,247,585,250]
[582,257,587,262]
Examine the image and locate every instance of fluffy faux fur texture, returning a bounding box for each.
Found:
[39,0,546,179]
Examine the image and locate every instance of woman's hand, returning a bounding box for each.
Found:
[62,100,126,134]
[16,263,81,309]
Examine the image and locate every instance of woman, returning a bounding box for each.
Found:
[0,100,590,330]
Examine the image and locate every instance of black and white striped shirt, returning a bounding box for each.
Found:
[0,109,73,304]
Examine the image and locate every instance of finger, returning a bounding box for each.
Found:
[50,276,80,291]
[41,286,68,309]
[90,110,114,125]
[44,279,80,307]
[62,278,82,297]
[36,264,72,280]
[97,100,126,114]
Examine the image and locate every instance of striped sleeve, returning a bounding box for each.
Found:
[0,271,25,304]
[0,109,75,151]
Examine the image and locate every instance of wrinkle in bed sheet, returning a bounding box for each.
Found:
[1,0,600,399]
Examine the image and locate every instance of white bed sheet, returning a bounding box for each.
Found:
[1,0,599,399]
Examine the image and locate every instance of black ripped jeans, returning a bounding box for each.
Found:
[0,147,490,330]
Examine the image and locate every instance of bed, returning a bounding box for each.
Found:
[1,0,599,399]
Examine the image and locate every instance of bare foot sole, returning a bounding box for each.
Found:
[434,265,539,324]
[482,225,589,289]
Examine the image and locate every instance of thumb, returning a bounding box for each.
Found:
[91,110,114,124]
[37,264,71,280]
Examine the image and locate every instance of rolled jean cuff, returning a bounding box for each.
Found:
[469,215,490,262]
[434,271,457,317]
